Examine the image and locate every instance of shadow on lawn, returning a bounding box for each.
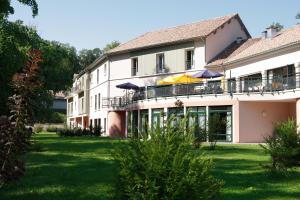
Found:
[212,155,300,200]
[0,135,121,200]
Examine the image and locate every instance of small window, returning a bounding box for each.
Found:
[97,69,99,84]
[104,118,106,132]
[94,94,97,110]
[156,54,165,73]
[90,73,93,84]
[90,96,93,108]
[98,93,101,110]
[131,58,138,76]
[186,50,194,70]
[104,64,107,76]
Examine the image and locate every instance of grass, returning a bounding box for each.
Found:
[1,133,300,200]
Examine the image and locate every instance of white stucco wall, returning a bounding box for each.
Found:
[226,49,300,78]
[205,17,248,63]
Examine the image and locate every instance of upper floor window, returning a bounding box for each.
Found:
[98,93,101,110]
[131,58,138,76]
[90,73,93,84]
[156,53,165,73]
[185,49,194,70]
[94,94,97,110]
[97,69,99,84]
[104,64,107,76]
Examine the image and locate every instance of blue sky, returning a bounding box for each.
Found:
[9,0,300,51]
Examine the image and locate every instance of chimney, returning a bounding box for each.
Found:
[263,26,278,39]
[261,30,267,39]
[236,37,244,44]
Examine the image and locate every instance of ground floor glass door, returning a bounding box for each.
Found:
[187,107,206,138]
[151,109,164,129]
[209,106,232,142]
[168,107,184,127]
[140,110,149,138]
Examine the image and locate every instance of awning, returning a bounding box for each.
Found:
[157,74,202,85]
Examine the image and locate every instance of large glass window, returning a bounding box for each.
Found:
[268,64,295,90]
[168,107,184,127]
[151,109,164,129]
[132,111,139,138]
[140,110,149,138]
[209,106,232,142]
[187,107,206,138]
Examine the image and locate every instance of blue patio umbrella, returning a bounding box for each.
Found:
[192,69,223,78]
[116,82,139,90]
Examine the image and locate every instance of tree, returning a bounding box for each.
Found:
[78,48,102,68]
[0,19,81,120]
[0,50,42,186]
[0,0,38,18]
[296,12,300,19]
[102,40,120,52]
[269,22,284,31]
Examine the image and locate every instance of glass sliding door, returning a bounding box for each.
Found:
[127,112,132,138]
[187,107,206,139]
[140,110,149,138]
[168,107,184,127]
[132,110,138,138]
[151,109,164,129]
[209,106,232,142]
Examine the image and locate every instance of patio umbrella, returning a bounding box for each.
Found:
[157,74,202,85]
[116,82,139,90]
[192,69,223,78]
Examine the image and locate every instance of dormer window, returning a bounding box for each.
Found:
[131,58,138,76]
[185,50,194,70]
[156,53,165,73]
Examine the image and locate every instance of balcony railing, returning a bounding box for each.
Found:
[102,74,297,109]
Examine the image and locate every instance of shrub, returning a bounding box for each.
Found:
[46,126,57,132]
[34,125,43,133]
[114,116,223,200]
[260,119,300,173]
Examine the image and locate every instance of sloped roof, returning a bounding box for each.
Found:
[208,24,300,66]
[108,13,249,54]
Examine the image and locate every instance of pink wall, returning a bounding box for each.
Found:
[108,111,126,138]
[238,101,295,143]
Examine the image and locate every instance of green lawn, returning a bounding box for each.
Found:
[1,133,300,200]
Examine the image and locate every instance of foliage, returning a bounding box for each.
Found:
[114,117,223,200]
[34,125,43,133]
[0,50,42,186]
[207,113,226,150]
[102,40,120,52]
[296,12,300,19]
[57,127,99,137]
[260,119,300,174]
[78,48,102,68]
[0,19,81,119]
[0,0,38,18]
[269,22,284,31]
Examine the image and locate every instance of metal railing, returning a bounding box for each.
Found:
[103,74,297,109]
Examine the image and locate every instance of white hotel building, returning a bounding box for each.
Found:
[66,13,300,143]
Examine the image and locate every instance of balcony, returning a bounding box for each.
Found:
[103,74,297,109]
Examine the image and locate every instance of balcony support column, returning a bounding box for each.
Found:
[235,77,241,93]
[296,99,300,131]
[295,62,300,88]
[261,70,268,91]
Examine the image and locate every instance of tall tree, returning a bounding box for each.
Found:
[269,22,284,31]
[78,48,102,68]
[0,0,38,18]
[102,40,120,52]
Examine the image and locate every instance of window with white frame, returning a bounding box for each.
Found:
[97,69,99,84]
[156,53,165,73]
[98,93,101,110]
[104,64,107,76]
[131,58,138,76]
[90,96,93,108]
[185,49,194,70]
[94,94,97,110]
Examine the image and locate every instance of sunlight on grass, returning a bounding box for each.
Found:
[0,133,299,200]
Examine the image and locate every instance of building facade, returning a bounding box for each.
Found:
[66,13,300,143]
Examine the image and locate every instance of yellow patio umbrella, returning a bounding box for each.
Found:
[157,74,202,85]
